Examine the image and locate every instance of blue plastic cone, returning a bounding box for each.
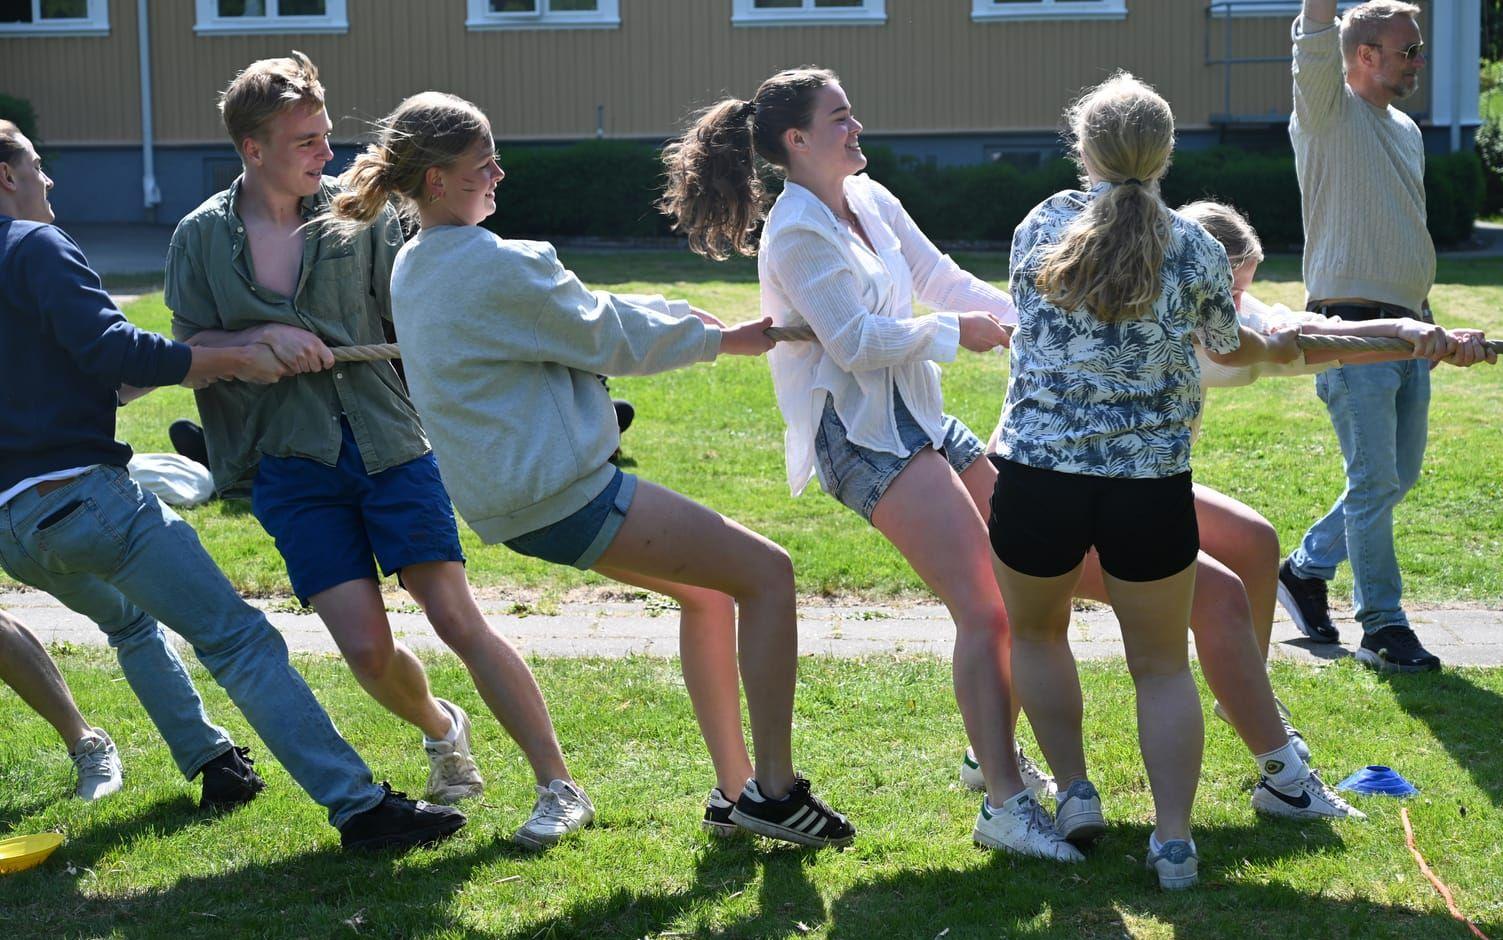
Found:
[1336,765,1418,797]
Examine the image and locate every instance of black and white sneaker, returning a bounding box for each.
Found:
[729,775,855,848]
[703,787,742,838]
[339,781,467,851]
[1277,559,1339,643]
[1356,625,1441,673]
[198,746,266,812]
[1252,770,1366,820]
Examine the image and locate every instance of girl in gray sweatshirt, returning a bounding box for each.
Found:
[327,91,855,849]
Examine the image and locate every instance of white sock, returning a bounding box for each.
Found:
[424,713,459,747]
[988,788,1032,815]
[1255,740,1307,789]
[1150,831,1196,854]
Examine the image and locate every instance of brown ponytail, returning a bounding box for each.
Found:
[659,66,836,260]
[1036,72,1176,323]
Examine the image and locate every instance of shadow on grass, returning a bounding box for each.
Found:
[1382,670,1503,807]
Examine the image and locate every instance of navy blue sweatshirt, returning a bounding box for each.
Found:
[1,216,193,493]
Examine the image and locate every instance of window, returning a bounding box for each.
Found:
[0,0,108,36]
[465,0,620,31]
[732,0,886,28]
[971,0,1127,23]
[194,0,349,35]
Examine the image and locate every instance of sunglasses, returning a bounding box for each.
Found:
[1363,40,1426,62]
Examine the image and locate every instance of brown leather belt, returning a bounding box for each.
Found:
[32,477,76,497]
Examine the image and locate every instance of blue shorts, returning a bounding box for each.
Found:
[504,468,636,570]
[813,390,983,523]
[251,419,466,604]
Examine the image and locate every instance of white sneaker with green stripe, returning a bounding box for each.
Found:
[973,791,1083,862]
[960,745,1056,798]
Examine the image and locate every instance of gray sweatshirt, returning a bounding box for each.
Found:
[390,226,721,543]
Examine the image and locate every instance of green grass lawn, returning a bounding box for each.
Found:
[42,252,1499,607]
[1,652,1499,938]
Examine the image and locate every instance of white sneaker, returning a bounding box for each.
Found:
[514,779,595,850]
[959,746,1057,798]
[424,699,485,803]
[70,729,123,801]
[1212,700,1312,763]
[973,792,1083,862]
[1145,837,1198,890]
[1251,770,1367,820]
[1054,779,1106,844]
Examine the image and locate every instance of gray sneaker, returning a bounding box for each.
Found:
[70,729,123,801]
[1054,779,1106,845]
[1145,837,1198,890]
[514,779,594,850]
[424,699,484,803]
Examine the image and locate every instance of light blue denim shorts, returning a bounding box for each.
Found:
[504,468,637,569]
[812,391,984,523]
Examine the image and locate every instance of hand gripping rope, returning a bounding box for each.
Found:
[326,326,1503,362]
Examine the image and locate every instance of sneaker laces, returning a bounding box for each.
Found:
[1016,748,1049,783]
[1305,772,1357,813]
[1011,795,1058,839]
[71,735,114,777]
[531,784,579,823]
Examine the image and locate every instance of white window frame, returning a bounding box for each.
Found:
[732,0,886,29]
[1205,1,1358,17]
[0,0,109,37]
[194,0,349,36]
[971,0,1127,24]
[465,0,621,31]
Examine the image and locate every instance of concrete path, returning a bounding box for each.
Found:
[5,589,1500,666]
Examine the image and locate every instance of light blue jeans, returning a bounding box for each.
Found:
[1288,359,1430,634]
[0,466,384,828]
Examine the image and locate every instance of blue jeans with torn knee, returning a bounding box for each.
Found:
[1287,359,1430,635]
[0,466,384,828]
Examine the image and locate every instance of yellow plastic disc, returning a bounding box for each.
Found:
[0,833,65,875]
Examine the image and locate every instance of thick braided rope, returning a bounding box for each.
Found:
[328,329,1501,361]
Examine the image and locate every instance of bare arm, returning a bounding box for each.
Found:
[1299,317,1454,365]
[183,323,334,374]
[1205,324,1300,368]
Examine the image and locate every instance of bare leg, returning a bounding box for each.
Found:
[1105,563,1202,844]
[1076,550,1286,756]
[956,457,1025,733]
[872,449,1027,806]
[309,578,450,740]
[1194,484,1281,658]
[593,481,798,796]
[400,561,570,786]
[595,565,754,795]
[994,559,1088,787]
[0,609,90,747]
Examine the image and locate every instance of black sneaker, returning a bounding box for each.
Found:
[1277,559,1339,643]
[728,775,854,848]
[198,746,267,811]
[339,782,467,851]
[702,786,741,838]
[168,419,210,471]
[1356,625,1441,673]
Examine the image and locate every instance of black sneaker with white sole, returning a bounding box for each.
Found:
[729,775,854,848]
[1356,624,1440,673]
[703,787,741,838]
[198,746,266,812]
[339,781,467,851]
[1277,559,1339,643]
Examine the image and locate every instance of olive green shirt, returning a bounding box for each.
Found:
[166,177,429,492]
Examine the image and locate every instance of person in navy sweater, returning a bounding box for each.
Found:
[0,119,463,850]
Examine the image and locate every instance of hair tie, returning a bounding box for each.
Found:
[1120,178,1144,187]
[738,100,757,122]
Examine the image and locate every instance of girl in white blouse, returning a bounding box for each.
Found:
[661,67,1078,862]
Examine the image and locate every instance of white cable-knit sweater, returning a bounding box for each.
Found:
[1290,14,1435,312]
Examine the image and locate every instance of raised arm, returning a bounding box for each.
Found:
[1292,0,1346,132]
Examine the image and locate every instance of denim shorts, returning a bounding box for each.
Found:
[504,467,637,569]
[251,419,466,604]
[813,391,984,522]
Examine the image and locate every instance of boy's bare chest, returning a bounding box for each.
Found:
[244,219,305,299]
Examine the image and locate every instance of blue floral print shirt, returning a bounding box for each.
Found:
[996,183,1242,479]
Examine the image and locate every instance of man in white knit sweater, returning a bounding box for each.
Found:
[1277,0,1448,671]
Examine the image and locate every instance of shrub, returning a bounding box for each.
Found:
[0,93,41,144]
[1477,116,1503,214]
[476,138,1481,248]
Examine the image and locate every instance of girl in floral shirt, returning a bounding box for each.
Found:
[989,73,1299,891]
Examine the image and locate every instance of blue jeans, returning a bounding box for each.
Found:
[0,466,384,828]
[1288,360,1430,634]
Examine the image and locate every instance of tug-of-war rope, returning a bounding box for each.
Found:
[327,325,1503,363]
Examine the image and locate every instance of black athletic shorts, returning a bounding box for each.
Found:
[987,455,1199,583]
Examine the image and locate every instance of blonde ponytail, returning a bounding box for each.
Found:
[1036,72,1176,323]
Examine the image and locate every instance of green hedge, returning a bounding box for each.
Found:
[0,93,42,144]
[1478,115,1503,214]
[480,139,1483,249]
